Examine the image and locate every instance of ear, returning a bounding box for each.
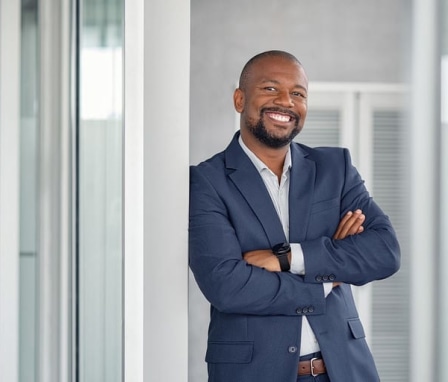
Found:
[233,88,245,113]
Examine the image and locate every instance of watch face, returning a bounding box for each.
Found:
[273,242,290,255]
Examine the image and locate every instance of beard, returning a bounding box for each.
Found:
[246,108,302,148]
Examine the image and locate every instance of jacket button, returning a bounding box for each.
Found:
[296,307,303,315]
[288,346,298,353]
[308,306,315,313]
[315,275,322,282]
[329,274,336,281]
[302,307,309,314]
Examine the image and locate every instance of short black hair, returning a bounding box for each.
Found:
[238,50,303,90]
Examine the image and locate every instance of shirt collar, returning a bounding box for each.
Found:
[238,134,292,176]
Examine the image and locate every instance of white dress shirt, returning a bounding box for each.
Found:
[239,136,332,356]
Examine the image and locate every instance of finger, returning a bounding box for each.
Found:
[337,210,360,238]
[346,213,365,236]
[335,210,364,239]
[341,211,364,237]
[333,211,353,239]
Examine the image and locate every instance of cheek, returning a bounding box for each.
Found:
[244,114,261,128]
[297,104,307,119]
[243,101,262,118]
[298,100,307,111]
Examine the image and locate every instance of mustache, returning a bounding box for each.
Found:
[260,107,300,121]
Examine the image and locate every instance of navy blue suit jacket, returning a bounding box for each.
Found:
[189,132,400,382]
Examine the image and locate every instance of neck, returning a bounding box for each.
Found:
[240,130,288,179]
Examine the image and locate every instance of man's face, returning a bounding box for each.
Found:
[234,56,308,148]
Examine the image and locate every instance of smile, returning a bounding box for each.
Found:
[265,112,293,122]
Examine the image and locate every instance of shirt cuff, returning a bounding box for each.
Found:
[323,283,333,297]
[289,243,305,275]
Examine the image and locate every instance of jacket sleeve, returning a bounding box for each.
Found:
[301,148,401,286]
[189,164,326,316]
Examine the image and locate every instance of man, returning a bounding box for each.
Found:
[189,50,400,382]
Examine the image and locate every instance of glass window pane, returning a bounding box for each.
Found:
[78,0,123,380]
[19,0,39,381]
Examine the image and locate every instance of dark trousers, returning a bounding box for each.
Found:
[296,352,330,382]
[297,375,330,382]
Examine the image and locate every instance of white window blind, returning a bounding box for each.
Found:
[301,85,409,382]
[370,109,410,382]
[296,109,341,147]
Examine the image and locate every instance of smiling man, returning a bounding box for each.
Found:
[235,51,308,152]
[189,50,400,382]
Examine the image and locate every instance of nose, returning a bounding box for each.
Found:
[273,91,294,107]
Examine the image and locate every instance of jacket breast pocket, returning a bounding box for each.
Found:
[348,318,366,339]
[205,341,253,364]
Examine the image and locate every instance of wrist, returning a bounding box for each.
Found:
[272,242,291,272]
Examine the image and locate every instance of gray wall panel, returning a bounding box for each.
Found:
[190,0,409,164]
[189,2,409,381]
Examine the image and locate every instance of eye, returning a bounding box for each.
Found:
[292,91,307,98]
[263,86,277,92]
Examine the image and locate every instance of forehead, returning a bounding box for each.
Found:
[247,56,308,88]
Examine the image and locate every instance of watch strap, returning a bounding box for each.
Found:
[276,253,290,272]
[272,242,291,272]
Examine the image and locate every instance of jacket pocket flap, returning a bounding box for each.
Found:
[206,341,253,364]
[348,318,366,339]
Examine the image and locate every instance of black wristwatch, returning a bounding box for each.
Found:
[272,242,291,272]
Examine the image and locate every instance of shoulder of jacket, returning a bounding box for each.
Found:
[292,141,346,157]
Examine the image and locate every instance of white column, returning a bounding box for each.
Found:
[409,0,440,380]
[439,54,448,382]
[0,1,20,381]
[124,0,144,381]
[124,0,190,381]
[143,0,190,379]
[143,0,190,381]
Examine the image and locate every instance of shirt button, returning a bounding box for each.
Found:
[288,346,298,353]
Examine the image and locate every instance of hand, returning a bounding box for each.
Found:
[331,210,364,289]
[333,210,365,240]
[243,249,284,272]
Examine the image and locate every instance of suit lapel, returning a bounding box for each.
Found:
[225,133,286,247]
[289,143,316,243]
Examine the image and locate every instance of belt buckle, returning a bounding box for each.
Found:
[310,357,318,377]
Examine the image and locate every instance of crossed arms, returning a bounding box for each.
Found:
[189,150,400,316]
[244,209,366,278]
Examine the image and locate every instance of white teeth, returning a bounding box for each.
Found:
[268,113,290,122]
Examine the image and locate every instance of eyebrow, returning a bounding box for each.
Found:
[259,79,308,92]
